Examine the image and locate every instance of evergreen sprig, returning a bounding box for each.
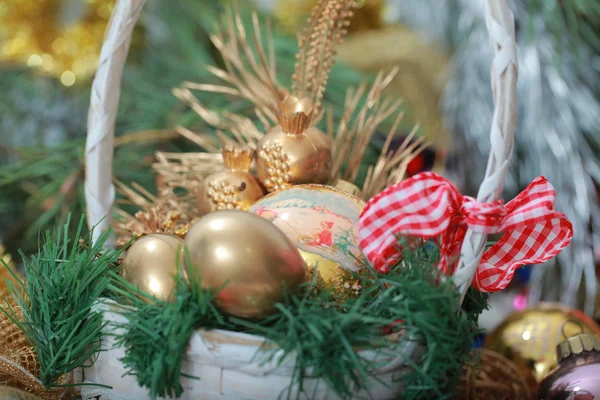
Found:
[0,214,121,387]
[113,242,485,400]
[110,252,224,399]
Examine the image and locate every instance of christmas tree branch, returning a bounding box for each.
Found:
[0,214,122,388]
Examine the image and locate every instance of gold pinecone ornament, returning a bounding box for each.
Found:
[256,96,332,192]
[196,145,265,213]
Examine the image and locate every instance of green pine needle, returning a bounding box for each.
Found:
[113,242,485,400]
[110,251,224,399]
[0,214,121,387]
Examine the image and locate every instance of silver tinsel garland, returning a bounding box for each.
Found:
[390,0,600,313]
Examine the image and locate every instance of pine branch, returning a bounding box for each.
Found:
[111,241,484,399]
[110,251,223,399]
[0,214,121,387]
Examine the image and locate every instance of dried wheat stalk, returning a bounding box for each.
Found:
[181,3,284,126]
[166,2,426,203]
[328,68,429,199]
[292,0,355,111]
[112,180,199,247]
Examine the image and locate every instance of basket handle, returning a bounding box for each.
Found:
[453,0,518,302]
[85,0,518,299]
[85,0,146,242]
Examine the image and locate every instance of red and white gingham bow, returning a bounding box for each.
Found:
[358,172,573,292]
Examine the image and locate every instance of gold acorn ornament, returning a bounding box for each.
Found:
[196,145,265,213]
[256,96,333,192]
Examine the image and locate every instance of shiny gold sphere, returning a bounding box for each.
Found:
[485,302,600,383]
[184,210,307,318]
[120,233,184,302]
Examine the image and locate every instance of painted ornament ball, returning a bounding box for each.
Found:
[248,184,366,277]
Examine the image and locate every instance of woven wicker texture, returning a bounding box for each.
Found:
[453,0,517,299]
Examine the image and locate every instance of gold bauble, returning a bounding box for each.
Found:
[453,349,534,400]
[485,302,600,383]
[120,233,184,302]
[184,210,307,318]
[256,96,332,192]
[197,145,265,213]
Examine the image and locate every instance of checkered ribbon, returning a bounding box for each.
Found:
[358,172,573,292]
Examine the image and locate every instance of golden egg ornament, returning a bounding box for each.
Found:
[184,210,307,318]
[120,233,184,302]
[196,145,265,214]
[248,184,366,294]
[453,348,534,400]
[256,96,332,192]
[485,302,600,384]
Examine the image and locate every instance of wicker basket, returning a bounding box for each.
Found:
[80,0,518,398]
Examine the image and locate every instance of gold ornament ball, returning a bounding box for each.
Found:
[453,348,534,400]
[197,145,265,214]
[120,233,184,302]
[485,302,600,383]
[256,96,332,192]
[184,210,307,318]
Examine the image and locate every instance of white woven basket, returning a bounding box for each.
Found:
[81,0,518,398]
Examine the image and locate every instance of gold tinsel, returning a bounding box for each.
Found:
[0,295,67,399]
[0,0,115,85]
[113,181,196,247]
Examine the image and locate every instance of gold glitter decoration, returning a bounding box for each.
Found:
[303,251,367,302]
[0,295,68,399]
[255,95,333,190]
[170,2,426,202]
[257,142,293,192]
[206,180,242,211]
[113,181,198,247]
[309,266,362,302]
[0,0,131,84]
[293,0,355,111]
[196,145,265,214]
[276,0,384,35]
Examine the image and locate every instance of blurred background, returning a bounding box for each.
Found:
[0,0,599,331]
